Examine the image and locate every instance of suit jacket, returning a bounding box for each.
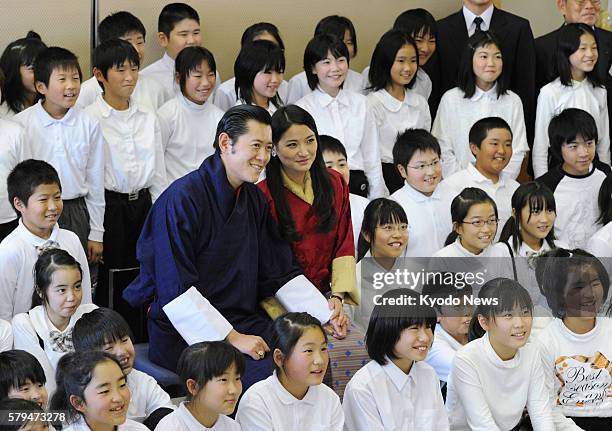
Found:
[431,7,536,143]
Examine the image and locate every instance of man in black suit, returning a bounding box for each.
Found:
[431,0,536,145]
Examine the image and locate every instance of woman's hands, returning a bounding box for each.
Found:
[226,329,270,360]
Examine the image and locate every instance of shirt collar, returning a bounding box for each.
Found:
[463,4,494,33]
[467,163,506,186]
[17,218,59,247]
[271,371,317,406]
[200,153,244,219]
[375,89,420,113]
[470,83,498,102]
[454,237,490,257]
[398,182,441,203]
[34,99,76,127]
[162,52,175,71]
[281,169,314,204]
[482,332,522,368]
[95,94,140,119]
[177,402,213,430]
[314,86,350,108]
[517,240,551,258]
[381,356,414,392]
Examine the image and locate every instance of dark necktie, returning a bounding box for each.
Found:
[473,17,484,33]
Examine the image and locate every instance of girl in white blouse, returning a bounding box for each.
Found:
[236,312,343,431]
[533,23,610,178]
[234,40,284,116]
[12,249,97,395]
[432,31,528,179]
[367,30,431,194]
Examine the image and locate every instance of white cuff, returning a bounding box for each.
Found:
[275,275,332,324]
[162,287,233,344]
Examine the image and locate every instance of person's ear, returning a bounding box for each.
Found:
[175,71,181,84]
[92,68,105,84]
[70,394,87,414]
[34,81,47,96]
[469,143,480,159]
[158,32,169,49]
[218,132,232,155]
[272,348,285,369]
[453,221,463,238]
[397,164,408,180]
[185,378,200,398]
[13,197,26,213]
[477,314,490,332]
[362,230,371,244]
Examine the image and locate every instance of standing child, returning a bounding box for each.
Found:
[14,47,105,266]
[296,34,385,198]
[287,15,365,104]
[432,31,528,179]
[155,341,243,431]
[367,30,431,193]
[158,46,224,183]
[0,32,46,117]
[77,11,166,111]
[343,289,449,431]
[534,23,610,178]
[536,108,611,249]
[391,129,450,256]
[446,278,554,430]
[236,312,344,430]
[72,307,174,428]
[0,160,91,321]
[12,249,97,395]
[214,22,289,111]
[50,351,149,431]
[0,350,48,408]
[140,3,220,102]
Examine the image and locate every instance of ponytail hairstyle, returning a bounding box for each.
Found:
[445,188,498,246]
[357,198,408,261]
[468,277,533,341]
[271,312,327,372]
[266,105,335,242]
[556,23,602,88]
[457,30,507,99]
[597,175,612,225]
[240,22,285,50]
[32,248,82,309]
[498,182,557,252]
[368,30,418,92]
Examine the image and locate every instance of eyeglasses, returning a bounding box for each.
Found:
[574,0,601,6]
[462,218,498,228]
[406,159,440,171]
[377,224,409,233]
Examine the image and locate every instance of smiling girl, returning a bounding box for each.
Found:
[12,249,97,395]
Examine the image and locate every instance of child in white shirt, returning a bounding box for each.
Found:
[0,350,48,409]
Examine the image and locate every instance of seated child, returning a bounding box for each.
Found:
[0,160,91,321]
[158,46,223,183]
[536,108,611,249]
[72,307,174,428]
[342,289,449,430]
[50,351,148,431]
[0,398,49,431]
[236,312,344,430]
[0,350,48,409]
[12,249,97,395]
[76,11,166,111]
[155,341,243,431]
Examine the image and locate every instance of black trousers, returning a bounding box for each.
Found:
[0,218,18,243]
[349,170,369,198]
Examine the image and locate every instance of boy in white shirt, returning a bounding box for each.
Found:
[0,160,92,321]
[438,117,519,241]
[140,3,220,103]
[76,11,166,111]
[85,39,166,323]
[14,47,105,266]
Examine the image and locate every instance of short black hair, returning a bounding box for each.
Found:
[98,11,146,43]
[158,2,200,37]
[393,8,438,39]
[469,116,513,149]
[0,350,46,399]
[319,134,347,159]
[240,22,284,50]
[33,46,82,88]
[368,30,418,92]
[556,23,602,88]
[458,31,508,99]
[365,289,436,366]
[303,33,349,91]
[177,341,245,401]
[393,129,441,168]
[92,39,140,91]
[72,307,133,352]
[7,159,61,215]
[0,399,44,431]
[175,46,216,94]
[548,108,598,166]
[314,15,357,56]
[213,105,271,151]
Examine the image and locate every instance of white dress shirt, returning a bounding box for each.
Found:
[343,358,449,431]
[0,319,13,352]
[462,4,494,36]
[296,88,386,198]
[587,221,612,257]
[0,102,16,118]
[127,369,175,422]
[76,74,167,112]
[64,416,149,431]
[155,402,240,431]
[361,67,433,101]
[432,86,528,179]
[85,96,167,201]
[233,99,277,116]
[0,118,29,223]
[533,78,611,178]
[286,69,366,104]
[158,94,224,183]
[0,220,92,321]
[425,325,465,384]
[390,183,451,257]
[14,101,106,242]
[236,371,343,431]
[446,333,554,431]
[367,88,431,163]
[214,76,289,112]
[349,193,368,253]
[141,52,221,104]
[12,303,97,394]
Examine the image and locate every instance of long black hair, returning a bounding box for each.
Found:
[458,30,508,99]
[556,23,602,87]
[265,105,335,242]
